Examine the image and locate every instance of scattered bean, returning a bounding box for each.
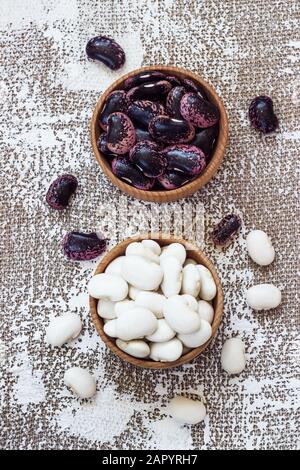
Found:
[246,229,275,266]
[86,36,125,70]
[221,338,246,375]
[64,367,96,399]
[62,232,107,261]
[168,396,206,424]
[246,284,281,310]
[46,174,78,210]
[249,95,278,134]
[46,313,82,347]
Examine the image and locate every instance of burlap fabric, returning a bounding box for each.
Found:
[0,0,299,450]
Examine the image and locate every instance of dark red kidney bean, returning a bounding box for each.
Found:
[166,86,186,118]
[249,96,278,134]
[180,93,220,128]
[135,127,154,143]
[211,214,242,247]
[99,90,129,131]
[158,170,194,190]
[129,140,167,178]
[111,157,155,190]
[190,126,219,158]
[106,112,136,155]
[128,100,165,129]
[97,133,118,158]
[46,175,78,210]
[165,75,182,87]
[123,71,166,90]
[62,232,107,260]
[149,115,195,144]
[183,78,208,100]
[127,80,172,102]
[86,36,125,70]
[163,145,206,175]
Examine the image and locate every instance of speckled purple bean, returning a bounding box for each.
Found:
[183,78,208,100]
[106,112,136,155]
[135,128,154,143]
[97,133,118,158]
[111,157,155,190]
[158,170,194,190]
[46,174,78,210]
[165,75,182,87]
[149,115,195,144]
[99,90,129,131]
[190,126,219,158]
[128,100,165,129]
[127,80,172,102]
[166,86,186,118]
[123,71,166,90]
[62,232,107,261]
[180,93,220,128]
[86,36,125,70]
[163,145,206,175]
[249,96,278,134]
[129,140,167,178]
[211,214,242,247]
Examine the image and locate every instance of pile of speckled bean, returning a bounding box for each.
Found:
[96,71,220,191]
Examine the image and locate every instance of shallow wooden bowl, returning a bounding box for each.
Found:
[91,65,228,202]
[90,234,224,369]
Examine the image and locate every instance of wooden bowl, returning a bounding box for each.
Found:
[90,234,224,369]
[91,65,228,202]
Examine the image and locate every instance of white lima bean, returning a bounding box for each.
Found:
[198,300,214,324]
[246,229,275,266]
[128,285,141,300]
[126,241,160,264]
[114,299,136,316]
[160,256,182,297]
[160,243,186,265]
[221,337,246,375]
[105,256,125,276]
[88,273,128,301]
[141,239,161,255]
[181,294,198,311]
[168,396,206,424]
[150,338,183,362]
[246,284,281,310]
[146,319,175,342]
[46,313,82,347]
[196,265,217,301]
[64,367,96,399]
[181,264,201,297]
[135,291,166,319]
[178,319,212,348]
[116,339,150,358]
[122,255,163,290]
[184,258,197,266]
[97,299,116,319]
[105,308,157,341]
[163,295,200,334]
[103,319,118,337]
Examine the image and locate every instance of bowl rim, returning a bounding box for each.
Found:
[89,234,224,369]
[91,65,228,202]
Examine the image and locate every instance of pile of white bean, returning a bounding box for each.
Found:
[43,228,282,425]
[88,241,217,362]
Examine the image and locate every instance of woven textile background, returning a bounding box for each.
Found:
[0,0,299,450]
